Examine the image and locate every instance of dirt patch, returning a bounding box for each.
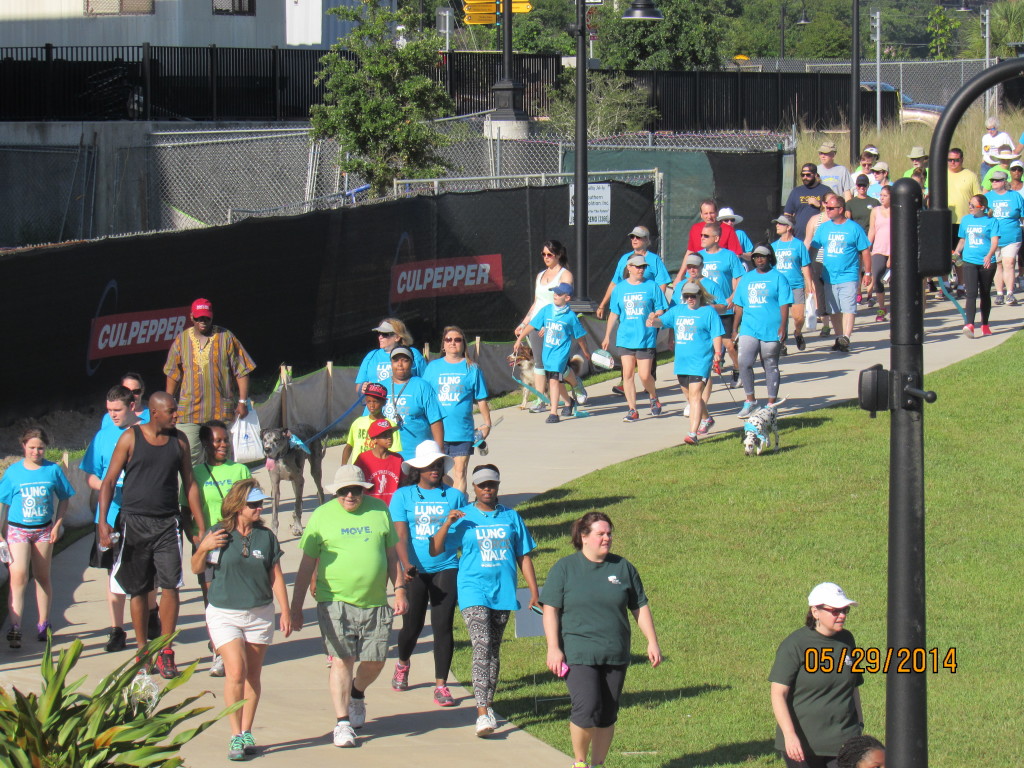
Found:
[0,408,102,459]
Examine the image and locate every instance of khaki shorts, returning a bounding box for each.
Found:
[317,601,393,662]
[206,602,275,649]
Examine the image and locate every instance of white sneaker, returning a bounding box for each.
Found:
[574,385,589,405]
[475,713,496,738]
[348,698,366,729]
[209,655,225,677]
[333,722,356,747]
[683,403,690,417]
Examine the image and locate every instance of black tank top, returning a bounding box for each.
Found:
[120,424,182,517]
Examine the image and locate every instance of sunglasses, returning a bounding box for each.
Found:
[628,263,646,268]
[947,158,962,163]
[444,337,464,343]
[338,487,364,497]
[630,235,645,239]
[684,294,700,299]
[817,605,851,616]
[378,332,396,337]
[700,233,714,238]
[128,388,143,396]
[800,173,815,177]
[245,501,263,509]
[825,205,841,210]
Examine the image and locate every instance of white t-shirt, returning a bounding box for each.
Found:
[982,131,1014,165]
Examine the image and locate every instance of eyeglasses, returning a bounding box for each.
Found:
[825,205,841,210]
[444,337,464,343]
[338,487,364,497]
[817,605,851,616]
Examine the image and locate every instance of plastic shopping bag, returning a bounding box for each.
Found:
[805,294,819,332]
[230,408,264,464]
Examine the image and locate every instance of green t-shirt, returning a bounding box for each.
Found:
[541,551,648,666]
[345,415,402,463]
[205,524,282,611]
[299,496,397,607]
[845,196,879,233]
[180,461,251,529]
[768,625,863,756]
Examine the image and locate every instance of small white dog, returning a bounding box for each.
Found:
[742,404,780,456]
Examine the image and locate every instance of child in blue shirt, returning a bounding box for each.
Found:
[0,427,75,647]
[514,283,591,424]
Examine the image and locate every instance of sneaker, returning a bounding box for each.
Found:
[7,625,21,649]
[831,339,842,351]
[528,399,546,413]
[737,401,757,420]
[571,763,589,768]
[731,370,740,388]
[981,324,993,336]
[104,626,127,653]
[475,713,497,738]
[650,398,662,417]
[682,402,691,417]
[391,662,410,691]
[348,698,366,729]
[696,418,712,435]
[228,734,247,761]
[210,655,226,677]
[794,333,805,351]
[779,345,788,356]
[36,622,51,642]
[820,324,832,338]
[147,608,161,641]
[611,385,625,397]
[433,685,456,707]
[683,434,698,446]
[1007,294,1019,306]
[875,310,887,322]
[994,294,1004,306]
[963,324,975,338]
[622,409,639,423]
[545,413,560,424]
[155,648,179,679]
[574,384,589,405]
[241,731,257,755]
[837,335,850,352]
[134,656,155,675]
[560,397,577,417]
[333,721,356,748]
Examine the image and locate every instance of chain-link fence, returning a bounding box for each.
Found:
[0,144,96,247]
[805,58,990,108]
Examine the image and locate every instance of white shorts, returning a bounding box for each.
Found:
[206,602,275,649]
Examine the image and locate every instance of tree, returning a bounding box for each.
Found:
[593,0,727,70]
[542,71,660,137]
[511,0,575,55]
[960,0,1024,58]
[311,1,455,196]
[927,5,960,59]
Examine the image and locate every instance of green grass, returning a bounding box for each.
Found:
[450,329,1024,768]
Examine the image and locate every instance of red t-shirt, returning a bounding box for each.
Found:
[355,451,405,507]
[687,221,741,254]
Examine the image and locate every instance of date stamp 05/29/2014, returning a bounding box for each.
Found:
[803,647,958,674]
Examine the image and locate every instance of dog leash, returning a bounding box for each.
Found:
[302,394,366,448]
[510,366,591,417]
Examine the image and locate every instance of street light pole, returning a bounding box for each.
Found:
[850,0,861,167]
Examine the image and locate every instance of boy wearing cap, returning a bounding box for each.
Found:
[341,383,402,464]
[354,420,405,507]
[816,141,853,200]
[514,283,591,424]
[164,298,256,466]
[853,146,879,179]
[602,254,669,422]
[986,170,1024,306]
[291,464,407,748]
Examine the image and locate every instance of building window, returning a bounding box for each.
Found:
[213,0,256,15]
[85,0,155,14]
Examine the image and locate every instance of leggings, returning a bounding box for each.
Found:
[870,253,889,293]
[461,605,510,707]
[963,262,996,325]
[738,335,782,399]
[396,568,458,680]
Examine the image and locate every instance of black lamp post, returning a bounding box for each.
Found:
[850,0,861,167]
[779,1,810,62]
[574,0,662,309]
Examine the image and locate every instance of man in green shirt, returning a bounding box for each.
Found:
[290,465,408,749]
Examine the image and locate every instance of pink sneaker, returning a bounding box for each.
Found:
[391,662,410,691]
[981,324,993,336]
[962,324,974,338]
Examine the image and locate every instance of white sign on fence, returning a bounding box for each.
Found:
[568,183,611,225]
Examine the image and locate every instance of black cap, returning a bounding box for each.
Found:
[856,174,870,187]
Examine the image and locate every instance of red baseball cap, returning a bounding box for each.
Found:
[191,298,213,319]
[367,419,396,439]
[363,383,388,400]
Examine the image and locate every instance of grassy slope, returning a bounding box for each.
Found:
[450,330,1023,767]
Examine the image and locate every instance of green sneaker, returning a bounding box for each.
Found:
[241,731,257,755]
[228,734,247,761]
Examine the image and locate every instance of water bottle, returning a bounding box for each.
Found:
[98,532,120,553]
[206,546,221,566]
[0,541,11,565]
[473,428,488,456]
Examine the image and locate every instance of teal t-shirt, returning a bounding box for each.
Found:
[389,483,468,572]
[541,551,648,666]
[449,503,535,611]
[205,524,282,611]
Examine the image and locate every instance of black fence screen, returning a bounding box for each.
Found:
[0,182,654,417]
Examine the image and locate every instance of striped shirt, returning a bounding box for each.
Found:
[163,326,256,424]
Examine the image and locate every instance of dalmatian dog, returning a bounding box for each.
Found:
[743,404,780,456]
[261,424,326,536]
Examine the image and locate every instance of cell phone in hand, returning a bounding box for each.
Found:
[530,603,544,615]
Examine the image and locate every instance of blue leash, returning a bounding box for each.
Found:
[302,395,366,448]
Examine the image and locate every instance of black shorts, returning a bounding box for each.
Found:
[545,369,566,382]
[616,346,656,361]
[720,315,735,336]
[111,514,183,597]
[565,663,627,728]
[677,374,708,387]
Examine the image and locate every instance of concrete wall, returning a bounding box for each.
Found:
[0,0,370,48]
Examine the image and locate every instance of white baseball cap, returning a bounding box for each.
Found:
[808,582,858,607]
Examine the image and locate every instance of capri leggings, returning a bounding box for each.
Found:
[461,605,510,707]
[738,336,782,398]
[396,568,458,679]
[565,663,627,728]
[870,253,889,293]
[963,262,997,325]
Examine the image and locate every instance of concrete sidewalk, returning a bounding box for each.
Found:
[1,298,1019,767]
